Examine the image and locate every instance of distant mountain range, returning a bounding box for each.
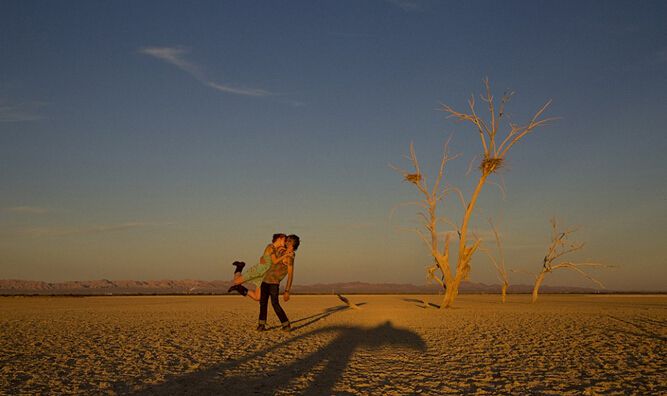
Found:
[0,279,603,295]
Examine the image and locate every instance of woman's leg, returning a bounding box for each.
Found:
[236,261,271,286]
[247,287,261,302]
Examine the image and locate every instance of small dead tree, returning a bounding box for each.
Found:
[394,79,554,308]
[479,219,509,303]
[532,218,606,303]
[391,140,459,300]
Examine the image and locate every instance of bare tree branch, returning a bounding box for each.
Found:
[532,219,608,303]
[551,262,606,289]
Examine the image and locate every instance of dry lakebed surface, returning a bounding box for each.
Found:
[1,294,665,395]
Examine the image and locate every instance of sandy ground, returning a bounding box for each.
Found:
[1,294,665,395]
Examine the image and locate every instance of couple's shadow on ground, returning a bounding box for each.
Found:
[134,303,425,395]
[266,302,367,331]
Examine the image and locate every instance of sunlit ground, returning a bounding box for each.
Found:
[1,295,665,395]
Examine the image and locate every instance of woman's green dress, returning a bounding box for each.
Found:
[242,244,276,288]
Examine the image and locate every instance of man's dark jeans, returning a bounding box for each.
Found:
[259,282,289,327]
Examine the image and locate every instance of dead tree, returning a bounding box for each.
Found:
[394,79,553,308]
[435,78,554,308]
[532,218,606,303]
[479,219,509,303]
[391,140,459,302]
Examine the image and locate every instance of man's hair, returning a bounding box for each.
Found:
[272,233,287,242]
[286,234,300,251]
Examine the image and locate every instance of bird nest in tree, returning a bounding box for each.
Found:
[480,157,504,174]
[404,173,422,184]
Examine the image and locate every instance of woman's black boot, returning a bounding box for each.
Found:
[227,284,248,296]
[232,261,246,274]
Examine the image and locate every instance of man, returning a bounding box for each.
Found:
[257,234,299,332]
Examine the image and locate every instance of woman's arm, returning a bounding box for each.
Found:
[268,246,293,265]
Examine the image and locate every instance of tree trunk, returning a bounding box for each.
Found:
[441,273,464,308]
[501,283,507,303]
[441,172,489,309]
[532,272,546,303]
[457,173,488,267]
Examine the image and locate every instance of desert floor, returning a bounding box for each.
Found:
[1,294,665,395]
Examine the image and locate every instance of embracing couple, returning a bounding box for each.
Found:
[227,233,300,332]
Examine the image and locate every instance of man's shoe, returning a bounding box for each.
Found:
[281,325,292,332]
[256,324,266,331]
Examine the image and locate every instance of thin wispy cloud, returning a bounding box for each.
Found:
[0,100,46,122]
[4,206,49,215]
[138,47,205,79]
[206,81,272,97]
[14,221,174,238]
[139,46,273,97]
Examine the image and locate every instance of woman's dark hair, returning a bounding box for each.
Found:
[272,233,287,242]
[286,234,300,251]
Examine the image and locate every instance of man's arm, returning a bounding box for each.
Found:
[283,263,294,301]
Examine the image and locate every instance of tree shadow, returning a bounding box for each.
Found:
[133,321,425,395]
[402,298,440,309]
[266,302,368,331]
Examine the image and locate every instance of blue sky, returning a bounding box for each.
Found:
[1,1,665,290]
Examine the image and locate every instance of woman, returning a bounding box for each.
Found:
[228,233,293,301]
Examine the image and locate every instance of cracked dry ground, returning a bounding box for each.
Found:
[1,295,665,395]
